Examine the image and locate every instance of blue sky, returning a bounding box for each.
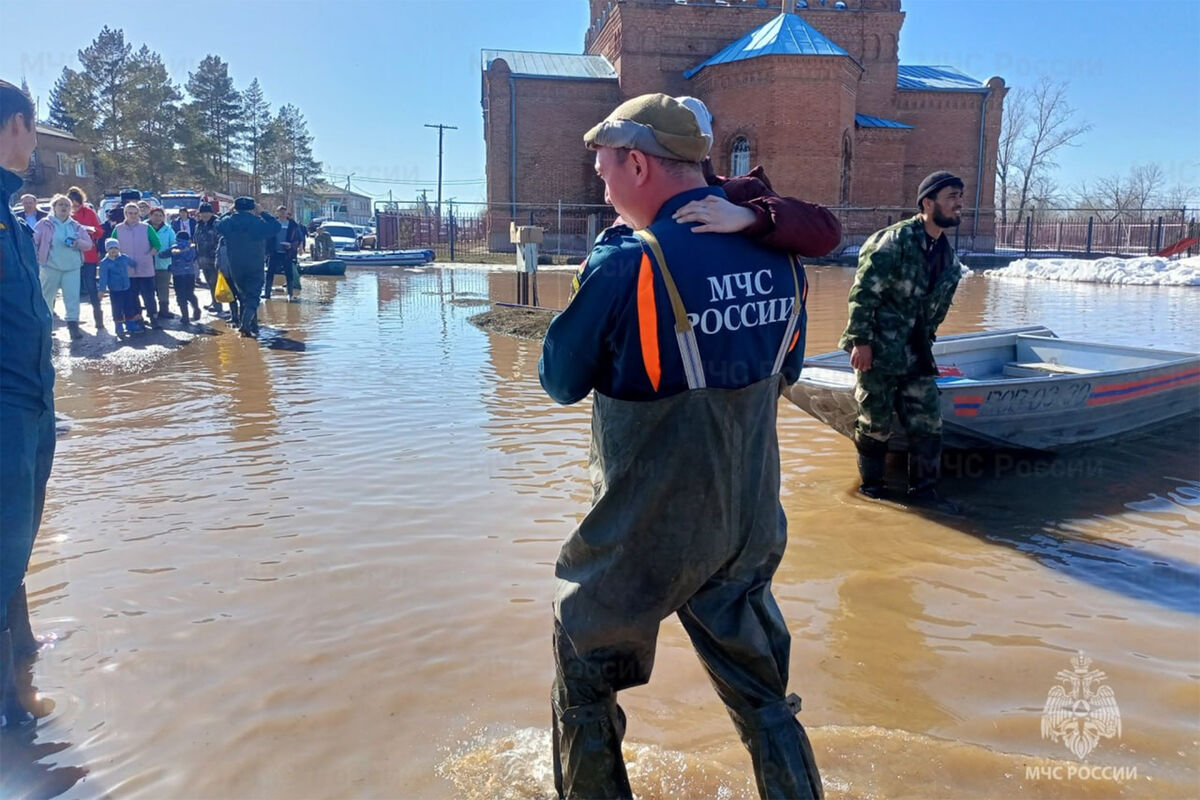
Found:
[5,0,1198,206]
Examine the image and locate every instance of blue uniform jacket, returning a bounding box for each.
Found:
[0,167,54,412]
[540,186,806,404]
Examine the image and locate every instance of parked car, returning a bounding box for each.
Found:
[356,225,377,250]
[319,222,359,251]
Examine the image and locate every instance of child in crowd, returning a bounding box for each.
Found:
[98,238,140,338]
[168,231,202,323]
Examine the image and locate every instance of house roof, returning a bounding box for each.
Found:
[684,12,850,79]
[482,50,618,81]
[36,123,78,140]
[855,113,913,130]
[310,180,372,200]
[897,65,987,92]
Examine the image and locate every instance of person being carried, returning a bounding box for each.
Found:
[837,171,966,513]
[168,231,202,324]
[98,238,139,338]
[541,93,823,800]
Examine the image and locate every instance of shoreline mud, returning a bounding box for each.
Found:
[468,304,557,341]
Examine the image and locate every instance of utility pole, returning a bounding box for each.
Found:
[425,123,457,239]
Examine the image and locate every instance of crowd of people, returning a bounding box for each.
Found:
[23,187,306,340]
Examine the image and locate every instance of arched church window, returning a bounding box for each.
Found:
[730,137,751,177]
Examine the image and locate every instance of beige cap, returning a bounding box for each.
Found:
[584,93,712,163]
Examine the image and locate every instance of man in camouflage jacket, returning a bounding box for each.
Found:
[837,171,965,509]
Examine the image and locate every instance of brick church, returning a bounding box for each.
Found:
[482,0,1007,250]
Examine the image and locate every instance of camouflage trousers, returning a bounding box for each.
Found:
[853,369,941,444]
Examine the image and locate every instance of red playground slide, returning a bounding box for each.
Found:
[1156,236,1199,258]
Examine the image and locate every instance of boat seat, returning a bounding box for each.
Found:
[1002,361,1098,377]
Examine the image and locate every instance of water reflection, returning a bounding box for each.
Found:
[939,420,1200,614]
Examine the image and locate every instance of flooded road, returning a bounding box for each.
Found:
[5,265,1198,799]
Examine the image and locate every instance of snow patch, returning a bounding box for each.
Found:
[987,255,1200,286]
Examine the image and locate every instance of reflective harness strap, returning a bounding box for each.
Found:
[634,229,706,390]
[770,254,805,376]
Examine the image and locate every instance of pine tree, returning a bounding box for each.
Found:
[263,104,321,205]
[126,46,183,190]
[47,70,80,132]
[185,55,243,187]
[239,78,272,196]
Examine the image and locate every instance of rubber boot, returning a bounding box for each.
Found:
[728,694,824,800]
[907,436,961,515]
[6,584,41,660]
[93,303,105,331]
[116,321,126,339]
[552,691,632,800]
[855,437,889,499]
[192,299,202,320]
[67,321,83,340]
[1,629,35,728]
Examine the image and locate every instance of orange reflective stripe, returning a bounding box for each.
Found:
[636,253,661,391]
[789,330,801,353]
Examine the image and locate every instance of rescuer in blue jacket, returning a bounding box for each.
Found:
[540,94,822,800]
[0,80,54,728]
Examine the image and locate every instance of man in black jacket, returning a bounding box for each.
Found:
[263,205,305,302]
[216,197,280,336]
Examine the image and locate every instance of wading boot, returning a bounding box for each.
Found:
[907,436,961,515]
[67,321,83,340]
[855,437,889,499]
[1,629,35,728]
[93,304,105,331]
[6,584,42,660]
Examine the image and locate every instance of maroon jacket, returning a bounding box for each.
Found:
[711,164,842,258]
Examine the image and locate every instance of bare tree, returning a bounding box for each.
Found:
[1012,77,1092,222]
[1127,163,1165,217]
[995,88,1029,226]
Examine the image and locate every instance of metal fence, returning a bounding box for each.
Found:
[995,209,1196,257]
[369,201,1198,262]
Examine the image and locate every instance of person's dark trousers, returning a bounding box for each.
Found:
[0,403,55,644]
[79,264,103,328]
[108,288,138,325]
[154,270,172,317]
[173,274,201,321]
[199,260,221,310]
[130,276,158,322]
[264,251,291,298]
[234,264,264,335]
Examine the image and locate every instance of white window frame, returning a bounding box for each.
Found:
[57,152,69,175]
[74,157,87,178]
[730,137,751,177]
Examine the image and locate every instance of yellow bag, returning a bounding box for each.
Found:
[214,272,233,303]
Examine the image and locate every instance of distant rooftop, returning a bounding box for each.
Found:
[482,50,618,81]
[36,123,77,140]
[684,12,850,79]
[897,65,987,92]
[855,113,913,129]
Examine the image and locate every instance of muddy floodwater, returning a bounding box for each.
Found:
[5,264,1198,800]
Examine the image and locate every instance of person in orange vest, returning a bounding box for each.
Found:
[541,93,823,800]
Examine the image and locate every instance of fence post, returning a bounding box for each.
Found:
[449,204,456,262]
[587,214,597,252]
[1023,215,1031,257]
[1155,215,1164,253]
[557,200,563,262]
[1085,216,1093,255]
[1115,219,1122,256]
[1055,220,1062,252]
